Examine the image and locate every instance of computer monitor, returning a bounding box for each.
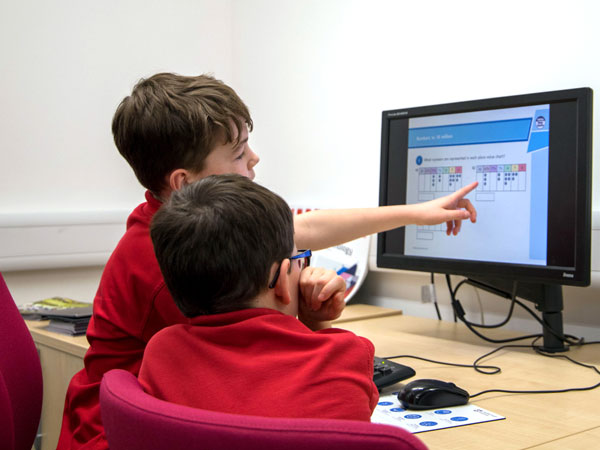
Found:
[378,88,593,352]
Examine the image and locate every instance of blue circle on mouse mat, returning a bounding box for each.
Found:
[434,410,452,414]
[419,421,438,427]
[404,414,422,419]
[378,401,393,406]
[390,408,405,412]
[451,416,468,422]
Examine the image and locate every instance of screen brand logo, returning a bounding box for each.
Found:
[562,272,574,278]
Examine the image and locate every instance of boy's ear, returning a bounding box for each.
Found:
[168,169,193,192]
[273,259,292,306]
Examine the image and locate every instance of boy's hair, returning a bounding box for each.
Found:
[112,73,253,195]
[150,174,294,317]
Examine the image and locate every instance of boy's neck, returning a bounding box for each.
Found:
[154,186,174,203]
[250,291,295,317]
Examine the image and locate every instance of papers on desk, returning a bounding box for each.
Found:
[19,296,92,335]
[371,392,505,434]
[19,296,92,320]
[46,316,90,336]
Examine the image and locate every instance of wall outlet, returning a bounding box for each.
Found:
[421,284,437,304]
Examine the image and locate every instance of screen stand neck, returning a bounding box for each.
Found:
[466,278,569,353]
[536,284,568,353]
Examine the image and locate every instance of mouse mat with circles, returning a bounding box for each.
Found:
[371,392,505,434]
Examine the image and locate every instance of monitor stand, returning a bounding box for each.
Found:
[465,278,569,353]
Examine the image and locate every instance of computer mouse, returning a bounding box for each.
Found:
[398,379,469,410]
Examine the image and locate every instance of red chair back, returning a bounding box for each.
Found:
[100,369,427,450]
[0,273,43,450]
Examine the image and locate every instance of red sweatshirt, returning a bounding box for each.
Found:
[139,308,378,421]
[57,191,188,450]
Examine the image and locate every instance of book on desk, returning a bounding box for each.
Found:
[19,296,92,336]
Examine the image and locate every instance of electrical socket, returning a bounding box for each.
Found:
[421,283,437,304]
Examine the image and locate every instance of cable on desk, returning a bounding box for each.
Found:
[532,338,600,375]
[388,273,599,398]
[381,354,501,375]
[470,381,600,397]
[470,338,600,398]
[385,338,600,398]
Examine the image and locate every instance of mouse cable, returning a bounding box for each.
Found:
[383,338,600,377]
[381,354,501,375]
[445,274,582,346]
[471,337,599,373]
[385,338,600,397]
[532,337,600,374]
[470,381,600,398]
[382,340,543,375]
[470,337,600,398]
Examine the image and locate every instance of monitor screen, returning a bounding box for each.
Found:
[378,88,593,286]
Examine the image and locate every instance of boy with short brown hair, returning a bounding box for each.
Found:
[59,72,476,449]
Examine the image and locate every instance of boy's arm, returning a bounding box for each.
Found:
[297,267,346,331]
[294,181,478,251]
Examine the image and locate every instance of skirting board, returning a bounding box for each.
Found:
[0,210,130,271]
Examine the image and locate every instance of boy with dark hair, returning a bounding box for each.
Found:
[59,72,477,449]
[141,174,378,420]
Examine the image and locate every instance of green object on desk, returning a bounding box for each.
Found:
[19,296,92,320]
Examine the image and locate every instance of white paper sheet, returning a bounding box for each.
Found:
[371,392,505,434]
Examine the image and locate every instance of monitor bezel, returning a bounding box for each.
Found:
[377,88,593,286]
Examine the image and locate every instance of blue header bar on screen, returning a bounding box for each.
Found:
[408,118,532,148]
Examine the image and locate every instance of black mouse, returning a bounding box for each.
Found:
[398,379,469,410]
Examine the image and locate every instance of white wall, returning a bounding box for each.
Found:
[231,0,600,339]
[0,0,233,214]
[1,0,233,302]
[2,1,599,342]
[233,0,599,209]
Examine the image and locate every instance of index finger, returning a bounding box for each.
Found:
[451,181,478,199]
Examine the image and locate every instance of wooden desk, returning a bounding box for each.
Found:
[28,307,600,449]
[339,315,600,450]
[27,320,88,450]
[24,304,401,450]
[334,303,403,323]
